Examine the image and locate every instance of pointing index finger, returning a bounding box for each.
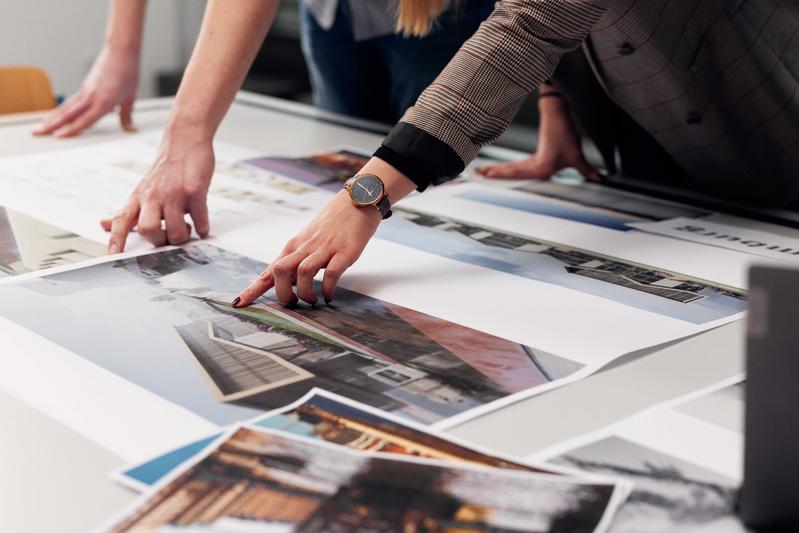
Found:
[107,200,140,254]
[235,269,275,308]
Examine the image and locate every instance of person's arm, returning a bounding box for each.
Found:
[235,0,609,307]
[475,83,602,180]
[103,0,280,253]
[33,0,146,137]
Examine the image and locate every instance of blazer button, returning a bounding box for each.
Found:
[617,42,635,56]
[686,111,703,125]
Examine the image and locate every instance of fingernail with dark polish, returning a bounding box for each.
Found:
[232,296,241,308]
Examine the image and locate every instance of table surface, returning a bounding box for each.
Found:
[0,92,785,532]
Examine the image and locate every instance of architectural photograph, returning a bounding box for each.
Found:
[0,243,581,427]
[380,207,747,325]
[110,427,619,533]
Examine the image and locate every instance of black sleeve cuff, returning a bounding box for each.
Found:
[374,123,465,192]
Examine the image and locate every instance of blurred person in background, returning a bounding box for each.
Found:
[32,0,493,134]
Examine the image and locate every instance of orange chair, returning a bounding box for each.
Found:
[0,66,57,115]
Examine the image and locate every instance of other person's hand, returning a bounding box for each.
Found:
[476,94,602,182]
[101,135,214,253]
[33,45,139,138]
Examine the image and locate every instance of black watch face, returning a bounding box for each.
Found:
[350,174,384,206]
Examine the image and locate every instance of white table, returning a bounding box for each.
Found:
[0,92,782,532]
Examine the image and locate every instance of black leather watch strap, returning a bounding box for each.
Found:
[376,196,392,219]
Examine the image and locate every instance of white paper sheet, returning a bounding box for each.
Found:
[0,130,325,249]
[630,217,799,264]
[218,221,731,368]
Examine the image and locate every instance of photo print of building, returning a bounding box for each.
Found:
[0,205,104,277]
[0,243,582,427]
[551,436,744,533]
[378,208,746,325]
[110,427,620,533]
[508,181,709,231]
[245,150,370,193]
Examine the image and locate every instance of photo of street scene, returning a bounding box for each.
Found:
[378,208,746,325]
[552,436,745,533]
[0,205,104,277]
[0,243,582,426]
[245,149,370,192]
[122,390,559,490]
[111,426,619,533]
[509,181,709,230]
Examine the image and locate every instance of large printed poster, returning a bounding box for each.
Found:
[0,243,583,431]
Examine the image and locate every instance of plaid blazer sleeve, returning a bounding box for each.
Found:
[375,0,609,190]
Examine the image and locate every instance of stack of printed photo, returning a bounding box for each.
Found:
[102,389,630,532]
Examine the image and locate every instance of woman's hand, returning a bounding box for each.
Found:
[476,92,602,182]
[236,191,381,307]
[33,43,140,138]
[234,157,418,307]
[101,133,215,253]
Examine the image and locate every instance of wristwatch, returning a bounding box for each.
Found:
[344,174,392,219]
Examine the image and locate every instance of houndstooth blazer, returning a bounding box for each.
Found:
[377,0,799,206]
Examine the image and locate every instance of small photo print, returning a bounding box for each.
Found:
[0,205,104,277]
[245,150,370,192]
[552,436,745,533]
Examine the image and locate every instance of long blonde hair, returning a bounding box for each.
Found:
[396,0,453,37]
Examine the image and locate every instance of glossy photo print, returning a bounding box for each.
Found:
[245,149,370,192]
[0,243,582,428]
[379,207,746,325]
[107,426,622,533]
[0,205,104,277]
[551,436,744,533]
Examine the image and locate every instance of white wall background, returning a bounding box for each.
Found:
[0,0,206,99]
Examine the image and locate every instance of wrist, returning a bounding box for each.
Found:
[336,189,383,225]
[163,111,216,145]
[156,128,214,164]
[358,157,417,201]
[104,32,143,58]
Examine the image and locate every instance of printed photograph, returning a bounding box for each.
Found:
[245,149,370,192]
[121,390,558,490]
[379,208,746,325]
[110,426,618,533]
[0,243,582,427]
[552,436,745,533]
[0,205,104,278]
[504,181,708,231]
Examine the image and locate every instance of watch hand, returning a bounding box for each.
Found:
[357,183,370,193]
